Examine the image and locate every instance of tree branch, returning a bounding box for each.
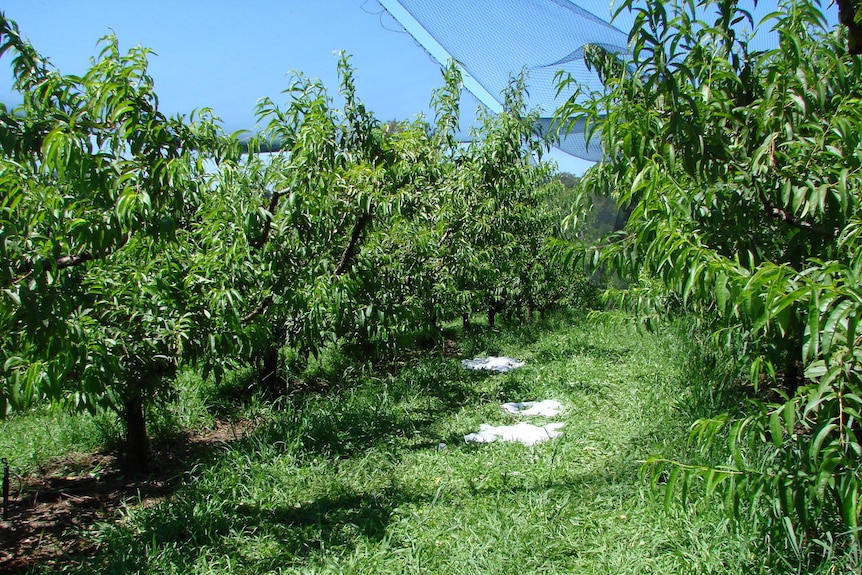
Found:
[334,203,373,275]
[241,294,273,324]
[759,195,841,238]
[6,233,131,289]
[55,252,94,269]
[250,188,288,250]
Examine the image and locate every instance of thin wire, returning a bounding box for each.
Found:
[360,0,408,34]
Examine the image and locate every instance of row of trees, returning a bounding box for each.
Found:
[554,0,861,569]
[0,16,585,472]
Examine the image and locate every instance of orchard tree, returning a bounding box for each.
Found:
[554,0,862,567]
[237,53,406,374]
[346,114,453,350]
[231,56,572,375]
[439,73,557,327]
[249,55,467,363]
[353,61,465,341]
[0,16,238,471]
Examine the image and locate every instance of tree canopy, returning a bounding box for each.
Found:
[555,0,862,566]
[0,16,581,472]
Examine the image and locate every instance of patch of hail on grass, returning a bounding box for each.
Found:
[502,399,561,417]
[464,422,565,446]
[461,356,525,373]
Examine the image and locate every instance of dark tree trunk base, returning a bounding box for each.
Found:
[780,335,805,398]
[123,395,152,474]
[260,345,287,398]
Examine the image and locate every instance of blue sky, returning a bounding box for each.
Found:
[0,1,843,175]
[0,2,446,129]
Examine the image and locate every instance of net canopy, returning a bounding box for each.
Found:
[374,0,818,162]
[376,0,630,161]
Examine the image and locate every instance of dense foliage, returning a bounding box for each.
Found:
[555,0,861,569]
[0,15,240,470]
[0,17,581,472]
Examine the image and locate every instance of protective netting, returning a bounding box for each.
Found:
[375,0,792,162]
[376,0,629,161]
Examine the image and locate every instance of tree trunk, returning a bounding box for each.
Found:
[334,209,373,275]
[123,395,152,474]
[488,305,496,328]
[259,324,288,397]
[781,335,805,397]
[260,343,287,397]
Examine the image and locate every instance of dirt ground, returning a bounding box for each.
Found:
[0,421,250,574]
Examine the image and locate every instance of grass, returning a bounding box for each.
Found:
[0,407,117,475]
[9,311,774,573]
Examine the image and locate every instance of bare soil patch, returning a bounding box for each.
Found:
[0,420,252,574]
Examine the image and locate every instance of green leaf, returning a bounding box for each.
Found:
[769,409,784,447]
[809,423,838,462]
[664,466,681,510]
[783,400,797,438]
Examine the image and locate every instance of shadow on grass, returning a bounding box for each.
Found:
[0,425,241,574]
[90,484,432,574]
[236,355,532,461]
[88,443,655,575]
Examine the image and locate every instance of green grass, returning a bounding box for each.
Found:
[0,407,118,474]
[12,311,774,573]
[0,366,232,477]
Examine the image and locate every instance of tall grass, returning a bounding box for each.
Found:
[14,311,787,573]
[0,408,117,474]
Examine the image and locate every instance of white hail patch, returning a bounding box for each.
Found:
[464,422,565,447]
[461,356,525,373]
[501,399,562,417]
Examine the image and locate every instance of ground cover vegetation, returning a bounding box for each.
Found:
[554,0,862,569]
[4,310,781,574]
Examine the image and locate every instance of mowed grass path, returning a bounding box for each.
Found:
[40,313,756,574]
